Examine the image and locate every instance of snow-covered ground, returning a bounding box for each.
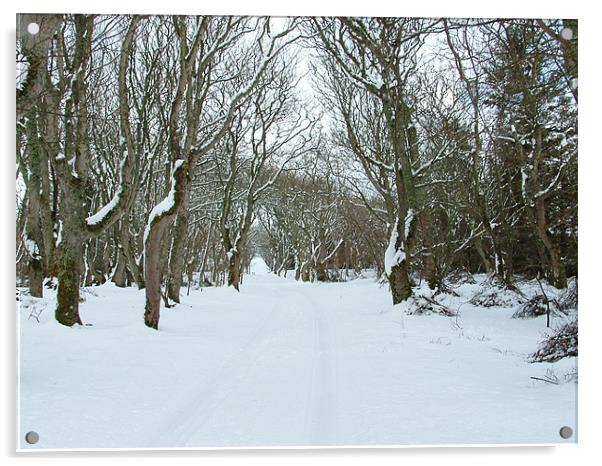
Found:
[17,258,577,450]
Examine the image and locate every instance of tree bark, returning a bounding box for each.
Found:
[227,250,242,291]
[111,245,128,288]
[166,188,190,303]
[316,261,327,282]
[24,114,46,297]
[16,14,62,121]
[388,261,412,304]
[28,259,44,298]
[144,219,171,329]
[55,226,84,326]
[418,210,437,289]
[534,197,567,289]
[474,236,493,274]
[386,218,413,305]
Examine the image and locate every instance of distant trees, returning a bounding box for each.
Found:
[208,53,316,290]
[16,15,577,326]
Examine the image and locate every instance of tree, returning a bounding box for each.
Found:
[143,17,301,328]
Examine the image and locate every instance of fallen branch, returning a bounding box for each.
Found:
[530,376,559,385]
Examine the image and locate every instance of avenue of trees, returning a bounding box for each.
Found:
[16,15,577,328]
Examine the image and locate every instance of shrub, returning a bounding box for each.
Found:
[512,295,550,318]
[530,319,578,362]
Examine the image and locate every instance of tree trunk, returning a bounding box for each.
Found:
[386,214,414,305]
[474,236,493,274]
[166,197,190,303]
[418,210,437,289]
[121,226,144,289]
[300,261,310,282]
[28,259,44,298]
[54,168,88,326]
[143,161,188,329]
[55,234,84,326]
[388,260,412,305]
[316,261,327,282]
[24,113,46,298]
[112,247,128,288]
[534,198,567,289]
[88,241,106,285]
[144,219,171,329]
[227,250,242,291]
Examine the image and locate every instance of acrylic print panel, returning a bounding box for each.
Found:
[16,12,578,450]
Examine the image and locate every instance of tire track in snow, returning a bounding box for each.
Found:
[146,298,281,447]
[303,288,337,446]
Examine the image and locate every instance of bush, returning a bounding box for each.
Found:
[512,295,550,319]
[469,285,525,308]
[530,319,578,362]
[557,279,578,311]
[447,269,477,285]
[403,294,457,316]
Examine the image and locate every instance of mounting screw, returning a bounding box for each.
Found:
[560,28,573,41]
[559,426,573,439]
[25,431,39,444]
[27,22,40,35]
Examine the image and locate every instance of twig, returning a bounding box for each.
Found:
[530,376,559,385]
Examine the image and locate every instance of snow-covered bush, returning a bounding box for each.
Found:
[433,284,460,298]
[399,294,457,316]
[530,319,578,362]
[446,269,477,285]
[556,279,578,311]
[469,284,526,308]
[512,295,550,319]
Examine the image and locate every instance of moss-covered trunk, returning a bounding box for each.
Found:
[55,233,84,326]
[388,261,412,304]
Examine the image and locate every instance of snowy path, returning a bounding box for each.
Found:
[148,277,341,448]
[19,260,577,449]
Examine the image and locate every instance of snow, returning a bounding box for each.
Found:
[16,56,29,91]
[143,160,185,245]
[249,256,270,274]
[521,168,528,200]
[67,157,78,178]
[225,248,237,261]
[85,189,122,226]
[384,220,405,276]
[18,273,576,450]
[22,234,40,259]
[404,209,414,240]
[55,220,63,246]
[533,165,566,200]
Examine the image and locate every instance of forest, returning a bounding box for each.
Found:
[16,15,577,327]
